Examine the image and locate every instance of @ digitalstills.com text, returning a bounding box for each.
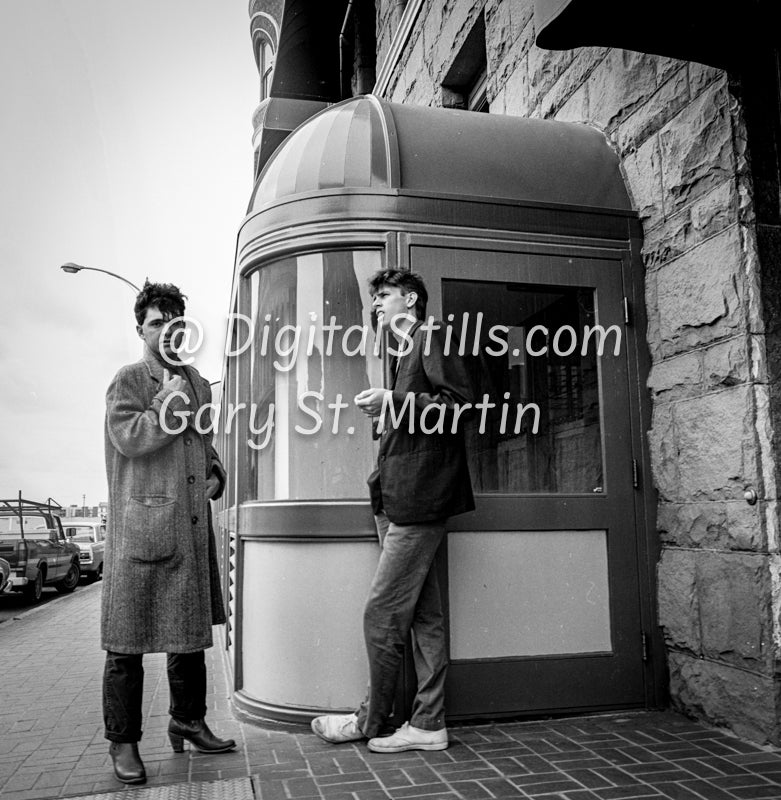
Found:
[156,310,621,449]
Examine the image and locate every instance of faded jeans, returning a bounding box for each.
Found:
[355,512,448,738]
[103,650,207,742]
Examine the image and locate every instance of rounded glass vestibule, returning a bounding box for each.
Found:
[245,249,383,501]
[217,95,658,725]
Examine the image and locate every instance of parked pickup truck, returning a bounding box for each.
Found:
[0,495,81,602]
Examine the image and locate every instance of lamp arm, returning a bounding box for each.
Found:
[61,263,140,293]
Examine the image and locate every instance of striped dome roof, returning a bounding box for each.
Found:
[247,95,631,213]
[248,96,392,211]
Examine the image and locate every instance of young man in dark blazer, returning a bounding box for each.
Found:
[312,269,475,753]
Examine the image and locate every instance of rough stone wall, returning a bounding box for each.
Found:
[374,0,781,743]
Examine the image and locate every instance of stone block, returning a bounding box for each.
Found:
[422,0,446,74]
[587,49,661,132]
[690,179,740,240]
[727,500,772,549]
[375,2,396,69]
[511,0,534,41]
[406,76,429,106]
[528,46,575,112]
[749,383,777,505]
[657,502,721,548]
[490,86,507,114]
[658,83,734,215]
[655,55,689,88]
[644,268,662,362]
[674,386,758,501]
[689,62,725,98]
[642,223,685,273]
[554,84,589,124]
[539,47,610,122]
[667,650,781,744]
[432,2,482,82]
[484,0,513,76]
[702,336,751,390]
[615,65,689,155]
[647,401,678,502]
[538,47,608,120]
[697,552,771,669]
[656,226,744,356]
[495,52,528,99]
[641,179,739,270]
[657,500,767,551]
[647,351,702,400]
[487,3,527,94]
[657,547,700,653]
[387,70,406,104]
[399,33,427,102]
[501,61,530,118]
[516,3,537,56]
[622,135,664,226]
[404,16,426,73]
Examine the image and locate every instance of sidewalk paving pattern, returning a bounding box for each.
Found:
[2,585,781,800]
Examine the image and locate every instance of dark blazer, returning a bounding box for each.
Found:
[368,319,475,525]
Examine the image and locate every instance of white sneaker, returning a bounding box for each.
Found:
[310,713,364,744]
[367,722,448,753]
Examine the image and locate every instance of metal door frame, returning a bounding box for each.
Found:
[397,231,663,718]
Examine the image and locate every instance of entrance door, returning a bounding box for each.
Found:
[410,241,646,718]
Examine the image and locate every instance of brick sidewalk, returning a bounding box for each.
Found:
[2,584,781,800]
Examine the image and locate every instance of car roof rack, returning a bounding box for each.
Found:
[0,491,63,535]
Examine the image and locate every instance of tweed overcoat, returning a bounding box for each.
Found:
[101,350,227,654]
[368,319,475,524]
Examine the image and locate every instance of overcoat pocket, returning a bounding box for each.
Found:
[124,496,178,563]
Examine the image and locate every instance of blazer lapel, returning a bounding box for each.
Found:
[389,320,421,390]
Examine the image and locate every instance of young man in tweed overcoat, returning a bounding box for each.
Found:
[102,281,236,784]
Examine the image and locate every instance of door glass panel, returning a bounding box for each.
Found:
[443,279,605,494]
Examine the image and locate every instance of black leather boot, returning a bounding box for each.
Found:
[109,742,146,784]
[168,718,237,753]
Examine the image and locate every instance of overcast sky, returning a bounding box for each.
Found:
[0,0,258,508]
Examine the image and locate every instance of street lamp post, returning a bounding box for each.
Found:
[60,262,140,293]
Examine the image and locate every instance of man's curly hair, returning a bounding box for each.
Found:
[134,280,188,326]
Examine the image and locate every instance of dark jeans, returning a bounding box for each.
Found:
[103,650,207,743]
[356,513,448,738]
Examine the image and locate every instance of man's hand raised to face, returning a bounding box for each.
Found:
[162,368,187,394]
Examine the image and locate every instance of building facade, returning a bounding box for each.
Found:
[217,0,781,744]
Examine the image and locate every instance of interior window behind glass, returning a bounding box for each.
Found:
[443,279,603,494]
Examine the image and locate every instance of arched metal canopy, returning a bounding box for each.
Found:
[247,95,632,215]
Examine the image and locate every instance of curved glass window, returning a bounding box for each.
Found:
[259,40,274,101]
[244,250,383,501]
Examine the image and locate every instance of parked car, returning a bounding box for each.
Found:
[63,519,106,582]
[0,557,10,594]
[0,495,81,602]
